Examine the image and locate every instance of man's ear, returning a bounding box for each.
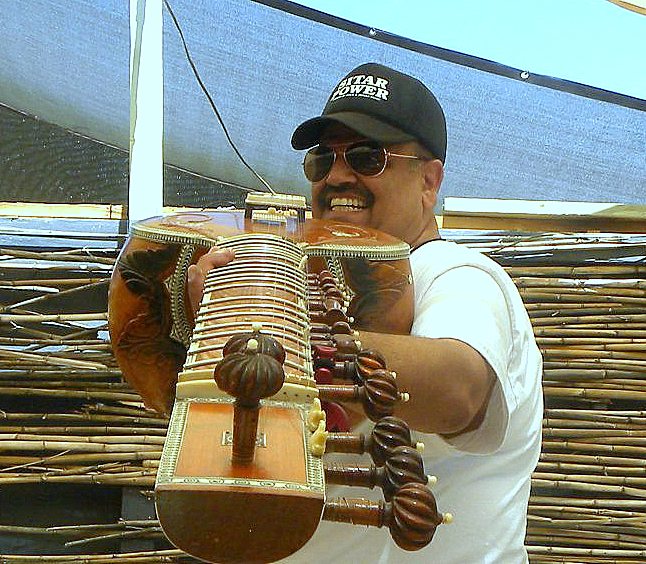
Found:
[421,159,444,211]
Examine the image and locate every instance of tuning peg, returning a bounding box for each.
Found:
[312,343,359,367]
[324,416,424,466]
[309,321,356,339]
[318,369,406,422]
[331,334,362,355]
[323,482,445,551]
[214,332,285,465]
[331,349,386,383]
[324,445,428,500]
[330,321,355,335]
[309,300,348,325]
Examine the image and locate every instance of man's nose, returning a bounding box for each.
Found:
[326,150,357,184]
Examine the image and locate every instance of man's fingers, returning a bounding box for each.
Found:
[187,264,206,315]
[198,248,236,271]
[188,248,235,315]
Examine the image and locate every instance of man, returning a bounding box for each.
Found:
[190,63,543,563]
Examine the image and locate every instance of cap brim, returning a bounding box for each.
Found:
[291,112,414,149]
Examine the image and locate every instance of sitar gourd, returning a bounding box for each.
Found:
[108,193,449,563]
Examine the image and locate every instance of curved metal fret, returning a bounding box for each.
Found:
[184,234,314,396]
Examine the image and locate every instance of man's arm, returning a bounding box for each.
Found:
[187,250,497,437]
[357,330,496,435]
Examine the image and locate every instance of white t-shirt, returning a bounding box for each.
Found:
[282,240,543,564]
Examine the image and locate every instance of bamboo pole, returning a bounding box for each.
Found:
[542,387,646,401]
[0,549,189,562]
[532,314,646,326]
[542,348,646,361]
[0,451,161,469]
[64,526,164,547]
[542,420,646,432]
[0,349,109,370]
[532,477,646,498]
[536,461,646,477]
[0,471,156,485]
[85,404,164,418]
[1,368,122,378]
[529,307,646,318]
[543,361,646,373]
[535,328,646,338]
[541,439,646,456]
[542,369,646,381]
[521,291,646,305]
[0,425,166,435]
[5,280,110,311]
[539,454,646,469]
[0,381,133,391]
[539,340,646,350]
[545,409,646,421]
[0,247,115,266]
[0,277,109,287]
[0,312,108,323]
[0,440,161,452]
[529,504,646,520]
[526,545,646,558]
[543,428,646,438]
[0,433,165,444]
[530,496,646,509]
[0,387,141,401]
[520,282,646,292]
[506,265,646,277]
[0,411,167,425]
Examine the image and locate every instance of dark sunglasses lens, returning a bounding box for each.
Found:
[345,144,386,176]
[303,147,334,182]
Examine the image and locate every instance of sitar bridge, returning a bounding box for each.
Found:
[244,191,308,223]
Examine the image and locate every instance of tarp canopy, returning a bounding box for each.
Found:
[1,0,644,208]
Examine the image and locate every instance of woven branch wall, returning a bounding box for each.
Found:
[0,226,645,562]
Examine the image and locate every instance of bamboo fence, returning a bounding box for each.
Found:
[0,238,182,560]
[469,231,646,564]
[0,228,645,562]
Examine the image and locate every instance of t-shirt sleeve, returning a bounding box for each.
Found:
[411,265,515,454]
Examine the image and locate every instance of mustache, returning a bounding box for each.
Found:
[317,183,374,207]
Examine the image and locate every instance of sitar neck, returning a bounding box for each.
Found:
[176,233,317,404]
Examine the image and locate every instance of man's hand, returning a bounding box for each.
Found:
[187,247,235,315]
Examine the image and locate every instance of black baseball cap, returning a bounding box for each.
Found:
[291,62,447,163]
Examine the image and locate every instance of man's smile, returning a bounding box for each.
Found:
[328,196,369,211]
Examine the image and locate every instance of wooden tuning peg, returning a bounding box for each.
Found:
[318,369,407,422]
[325,416,424,466]
[324,445,428,500]
[323,482,447,551]
[214,331,285,465]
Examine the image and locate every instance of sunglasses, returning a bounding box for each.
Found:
[303,141,430,182]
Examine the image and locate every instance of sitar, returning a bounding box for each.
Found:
[108,193,448,563]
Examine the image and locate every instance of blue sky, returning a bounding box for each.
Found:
[294,0,646,100]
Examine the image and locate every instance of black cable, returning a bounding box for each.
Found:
[162,0,274,194]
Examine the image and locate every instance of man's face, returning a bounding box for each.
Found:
[309,124,435,246]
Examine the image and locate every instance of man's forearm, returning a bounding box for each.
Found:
[355,331,496,435]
